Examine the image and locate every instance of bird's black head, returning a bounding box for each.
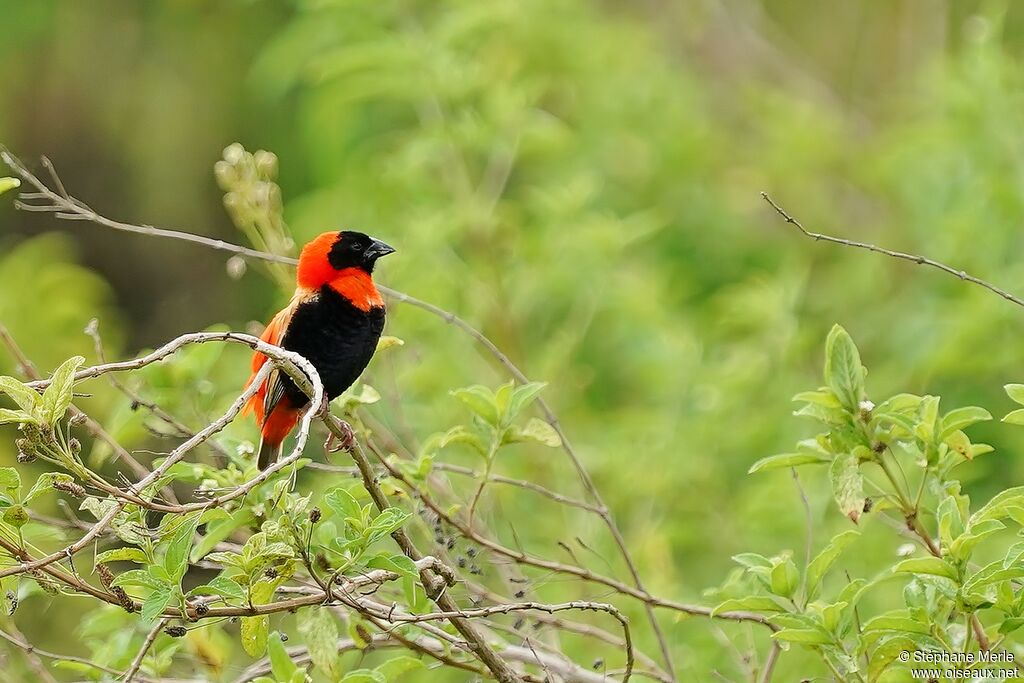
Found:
[327,231,396,274]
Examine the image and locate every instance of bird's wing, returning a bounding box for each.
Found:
[244,290,311,422]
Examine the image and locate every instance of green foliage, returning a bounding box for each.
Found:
[728,326,1024,680]
[9,1,1024,680]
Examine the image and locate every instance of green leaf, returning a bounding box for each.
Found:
[748,451,830,474]
[0,376,40,414]
[241,615,269,658]
[892,557,959,581]
[823,324,864,411]
[937,495,964,547]
[868,636,920,682]
[241,578,274,657]
[0,177,21,196]
[0,469,21,498]
[191,510,253,563]
[0,408,34,425]
[829,452,865,523]
[511,418,561,447]
[205,551,244,568]
[375,656,426,680]
[366,553,418,580]
[806,530,860,601]
[916,395,940,442]
[769,557,800,598]
[771,628,832,644]
[1001,617,1024,635]
[710,596,788,616]
[971,486,1024,525]
[963,561,1024,592]
[946,520,1003,565]
[341,671,386,683]
[298,608,339,679]
[365,508,409,544]
[40,355,84,424]
[2,505,28,529]
[162,512,201,584]
[95,547,149,565]
[939,406,991,439]
[793,389,842,407]
[505,382,547,420]
[375,335,404,352]
[191,576,245,601]
[1003,408,1024,426]
[862,612,931,635]
[325,486,361,521]
[268,631,299,680]
[732,553,772,569]
[24,473,75,503]
[943,430,973,460]
[111,569,164,590]
[141,583,172,622]
[450,385,499,425]
[1006,384,1024,406]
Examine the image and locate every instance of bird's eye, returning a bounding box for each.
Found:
[351,243,364,252]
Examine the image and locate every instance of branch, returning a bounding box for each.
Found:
[375,444,775,628]
[3,150,295,267]
[3,149,674,678]
[0,331,324,580]
[761,192,1024,309]
[322,413,522,683]
[123,618,170,683]
[0,627,141,682]
[235,633,617,683]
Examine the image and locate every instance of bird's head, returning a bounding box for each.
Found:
[297,230,395,290]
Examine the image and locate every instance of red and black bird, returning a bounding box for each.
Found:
[245,230,395,468]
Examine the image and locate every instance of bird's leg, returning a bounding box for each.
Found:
[324,421,355,453]
[321,401,356,453]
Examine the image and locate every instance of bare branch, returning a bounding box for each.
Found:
[124,618,170,683]
[3,150,672,678]
[761,191,1024,309]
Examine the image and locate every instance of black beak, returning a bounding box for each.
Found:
[365,239,396,260]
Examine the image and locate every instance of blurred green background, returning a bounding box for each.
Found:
[4,0,1024,680]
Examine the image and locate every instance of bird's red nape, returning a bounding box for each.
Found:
[295,232,342,291]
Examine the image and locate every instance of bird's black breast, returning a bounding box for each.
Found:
[278,286,385,405]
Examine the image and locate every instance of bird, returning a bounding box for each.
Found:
[244,230,395,469]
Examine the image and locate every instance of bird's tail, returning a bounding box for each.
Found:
[255,402,301,470]
[256,437,283,471]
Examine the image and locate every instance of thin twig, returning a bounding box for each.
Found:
[323,413,522,683]
[123,618,169,682]
[2,150,674,678]
[757,643,780,683]
[761,191,1024,309]
[0,626,140,682]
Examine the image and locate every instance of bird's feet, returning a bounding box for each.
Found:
[324,419,356,453]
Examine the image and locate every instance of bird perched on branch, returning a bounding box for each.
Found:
[245,231,395,469]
